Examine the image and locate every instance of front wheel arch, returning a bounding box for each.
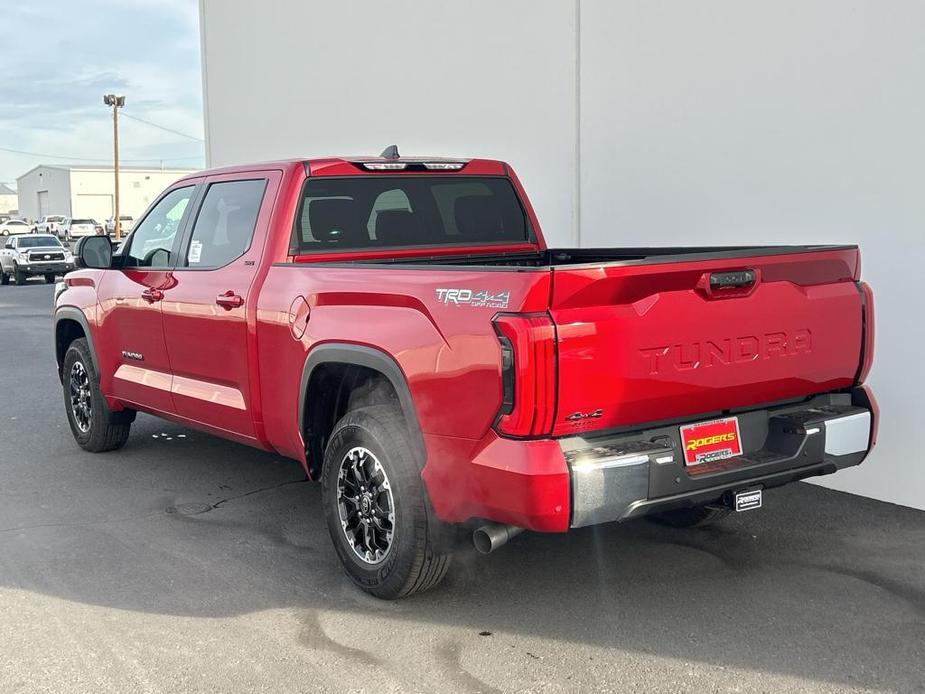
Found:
[54,309,99,382]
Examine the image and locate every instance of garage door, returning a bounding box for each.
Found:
[37,191,49,218]
[74,193,113,222]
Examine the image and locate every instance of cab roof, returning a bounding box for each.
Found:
[175,147,509,182]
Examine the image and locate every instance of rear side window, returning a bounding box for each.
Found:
[183,179,267,269]
[294,176,531,252]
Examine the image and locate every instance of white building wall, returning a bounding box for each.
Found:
[16,166,73,221]
[200,0,925,509]
[0,193,17,214]
[579,0,925,510]
[200,0,578,246]
[69,169,192,220]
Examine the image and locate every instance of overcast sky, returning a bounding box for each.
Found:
[0,0,204,187]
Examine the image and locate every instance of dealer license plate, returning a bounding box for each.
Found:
[679,416,742,466]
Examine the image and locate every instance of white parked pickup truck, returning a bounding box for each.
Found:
[33,215,66,235]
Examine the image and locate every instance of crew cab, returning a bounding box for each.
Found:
[2,234,74,285]
[54,149,877,598]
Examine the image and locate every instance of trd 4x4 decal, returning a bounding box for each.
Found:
[435,288,510,309]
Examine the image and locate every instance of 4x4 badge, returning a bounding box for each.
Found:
[565,409,603,421]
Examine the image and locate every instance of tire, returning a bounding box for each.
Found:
[13,265,26,285]
[62,338,133,452]
[0,270,8,286]
[44,273,56,284]
[321,405,451,599]
[649,504,731,528]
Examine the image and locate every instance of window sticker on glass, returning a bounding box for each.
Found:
[188,240,203,264]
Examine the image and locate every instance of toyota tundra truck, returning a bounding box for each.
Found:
[54,148,877,599]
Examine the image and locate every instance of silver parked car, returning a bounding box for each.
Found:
[0,234,74,285]
[60,218,103,241]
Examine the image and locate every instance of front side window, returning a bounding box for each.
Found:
[183,179,266,269]
[295,176,531,252]
[124,186,194,268]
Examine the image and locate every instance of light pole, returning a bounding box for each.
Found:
[102,94,125,240]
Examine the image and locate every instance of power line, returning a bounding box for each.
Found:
[0,145,203,163]
[121,112,204,142]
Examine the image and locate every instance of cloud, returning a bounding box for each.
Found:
[0,0,204,184]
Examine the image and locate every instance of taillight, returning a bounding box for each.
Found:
[856,282,875,384]
[492,313,557,437]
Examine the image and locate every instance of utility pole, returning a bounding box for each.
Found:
[102,94,125,240]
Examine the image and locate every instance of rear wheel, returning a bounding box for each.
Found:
[321,405,451,599]
[649,504,731,528]
[62,338,133,452]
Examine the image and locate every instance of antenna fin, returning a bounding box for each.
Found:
[379,145,400,159]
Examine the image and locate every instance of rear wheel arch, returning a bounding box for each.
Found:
[54,308,98,382]
[299,344,426,479]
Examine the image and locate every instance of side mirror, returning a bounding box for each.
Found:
[4,242,12,250]
[75,235,113,269]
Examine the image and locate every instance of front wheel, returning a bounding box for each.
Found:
[0,270,8,286]
[321,405,451,599]
[44,273,56,284]
[62,338,133,452]
[13,265,26,285]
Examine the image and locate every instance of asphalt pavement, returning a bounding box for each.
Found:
[1,282,923,693]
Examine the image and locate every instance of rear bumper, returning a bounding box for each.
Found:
[564,388,877,527]
[424,387,876,532]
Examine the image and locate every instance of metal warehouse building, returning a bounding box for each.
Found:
[199,0,925,510]
[15,165,195,222]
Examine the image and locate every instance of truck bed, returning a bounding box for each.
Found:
[334,244,857,268]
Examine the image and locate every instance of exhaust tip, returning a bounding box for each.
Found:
[473,528,494,555]
[472,523,524,554]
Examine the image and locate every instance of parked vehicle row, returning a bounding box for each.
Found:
[1,234,74,285]
[1,215,135,240]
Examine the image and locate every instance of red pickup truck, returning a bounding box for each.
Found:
[54,149,877,598]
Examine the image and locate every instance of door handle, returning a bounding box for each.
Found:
[141,288,164,303]
[216,290,244,310]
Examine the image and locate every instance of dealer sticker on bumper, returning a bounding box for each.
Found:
[735,489,763,512]
[680,416,742,466]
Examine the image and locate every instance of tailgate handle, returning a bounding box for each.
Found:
[710,269,756,288]
[699,269,759,299]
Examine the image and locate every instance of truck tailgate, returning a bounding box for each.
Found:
[550,247,863,437]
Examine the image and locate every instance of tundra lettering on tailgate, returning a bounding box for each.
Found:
[640,329,812,375]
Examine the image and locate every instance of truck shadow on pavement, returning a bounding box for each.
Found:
[2,412,923,692]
